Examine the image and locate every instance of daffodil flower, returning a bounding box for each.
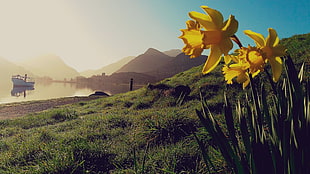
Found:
[244,28,286,82]
[222,46,264,88]
[222,64,250,89]
[180,6,238,74]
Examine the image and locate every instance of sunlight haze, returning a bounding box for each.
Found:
[0,0,308,71]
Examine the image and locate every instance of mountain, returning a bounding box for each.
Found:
[115,48,206,80]
[80,56,135,77]
[19,54,80,80]
[146,53,207,79]
[116,48,174,73]
[163,49,182,57]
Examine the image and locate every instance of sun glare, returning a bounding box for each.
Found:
[0,0,101,71]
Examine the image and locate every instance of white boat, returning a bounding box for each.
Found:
[11,74,35,87]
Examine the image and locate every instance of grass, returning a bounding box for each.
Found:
[0,33,308,173]
[0,66,226,173]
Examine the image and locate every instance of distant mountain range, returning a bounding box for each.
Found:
[80,56,135,77]
[18,54,80,80]
[0,32,307,90]
[115,48,207,80]
[0,48,206,84]
[80,48,205,81]
[0,54,80,83]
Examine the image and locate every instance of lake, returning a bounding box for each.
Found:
[0,81,141,104]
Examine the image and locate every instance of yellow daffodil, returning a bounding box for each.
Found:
[222,46,264,88]
[179,6,238,74]
[244,28,286,82]
[222,64,250,89]
[179,20,208,58]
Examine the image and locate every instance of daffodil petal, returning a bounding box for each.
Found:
[189,11,217,30]
[222,15,238,36]
[222,65,239,84]
[224,55,232,64]
[242,78,250,89]
[269,56,283,82]
[266,28,279,47]
[202,45,222,74]
[251,70,261,77]
[244,30,265,47]
[273,45,286,57]
[222,64,249,88]
[229,64,244,68]
[201,6,223,29]
[230,54,240,63]
[219,38,233,55]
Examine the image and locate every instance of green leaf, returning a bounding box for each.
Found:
[224,93,240,154]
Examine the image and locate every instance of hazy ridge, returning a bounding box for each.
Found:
[1,31,308,84]
[18,54,80,80]
[80,56,136,77]
[0,48,201,83]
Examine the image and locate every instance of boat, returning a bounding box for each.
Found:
[11,74,35,87]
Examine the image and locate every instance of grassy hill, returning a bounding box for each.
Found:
[280,33,310,77]
[0,65,227,173]
[0,33,308,173]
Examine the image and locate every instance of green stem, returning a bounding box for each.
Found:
[249,73,263,140]
[231,35,243,48]
[264,67,277,95]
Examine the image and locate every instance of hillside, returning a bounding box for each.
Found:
[280,33,310,75]
[146,53,207,79]
[116,48,174,73]
[115,48,207,80]
[0,33,308,173]
[80,56,136,77]
[19,54,80,80]
[0,57,33,84]
[79,48,205,81]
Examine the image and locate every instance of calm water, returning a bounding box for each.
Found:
[0,81,140,104]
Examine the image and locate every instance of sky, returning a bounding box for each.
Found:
[0,0,309,72]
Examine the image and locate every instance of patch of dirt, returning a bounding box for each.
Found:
[0,96,100,120]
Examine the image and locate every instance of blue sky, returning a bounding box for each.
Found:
[0,0,309,71]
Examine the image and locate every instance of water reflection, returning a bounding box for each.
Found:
[11,86,35,98]
[0,80,145,104]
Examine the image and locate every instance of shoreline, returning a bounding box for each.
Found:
[0,96,101,120]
